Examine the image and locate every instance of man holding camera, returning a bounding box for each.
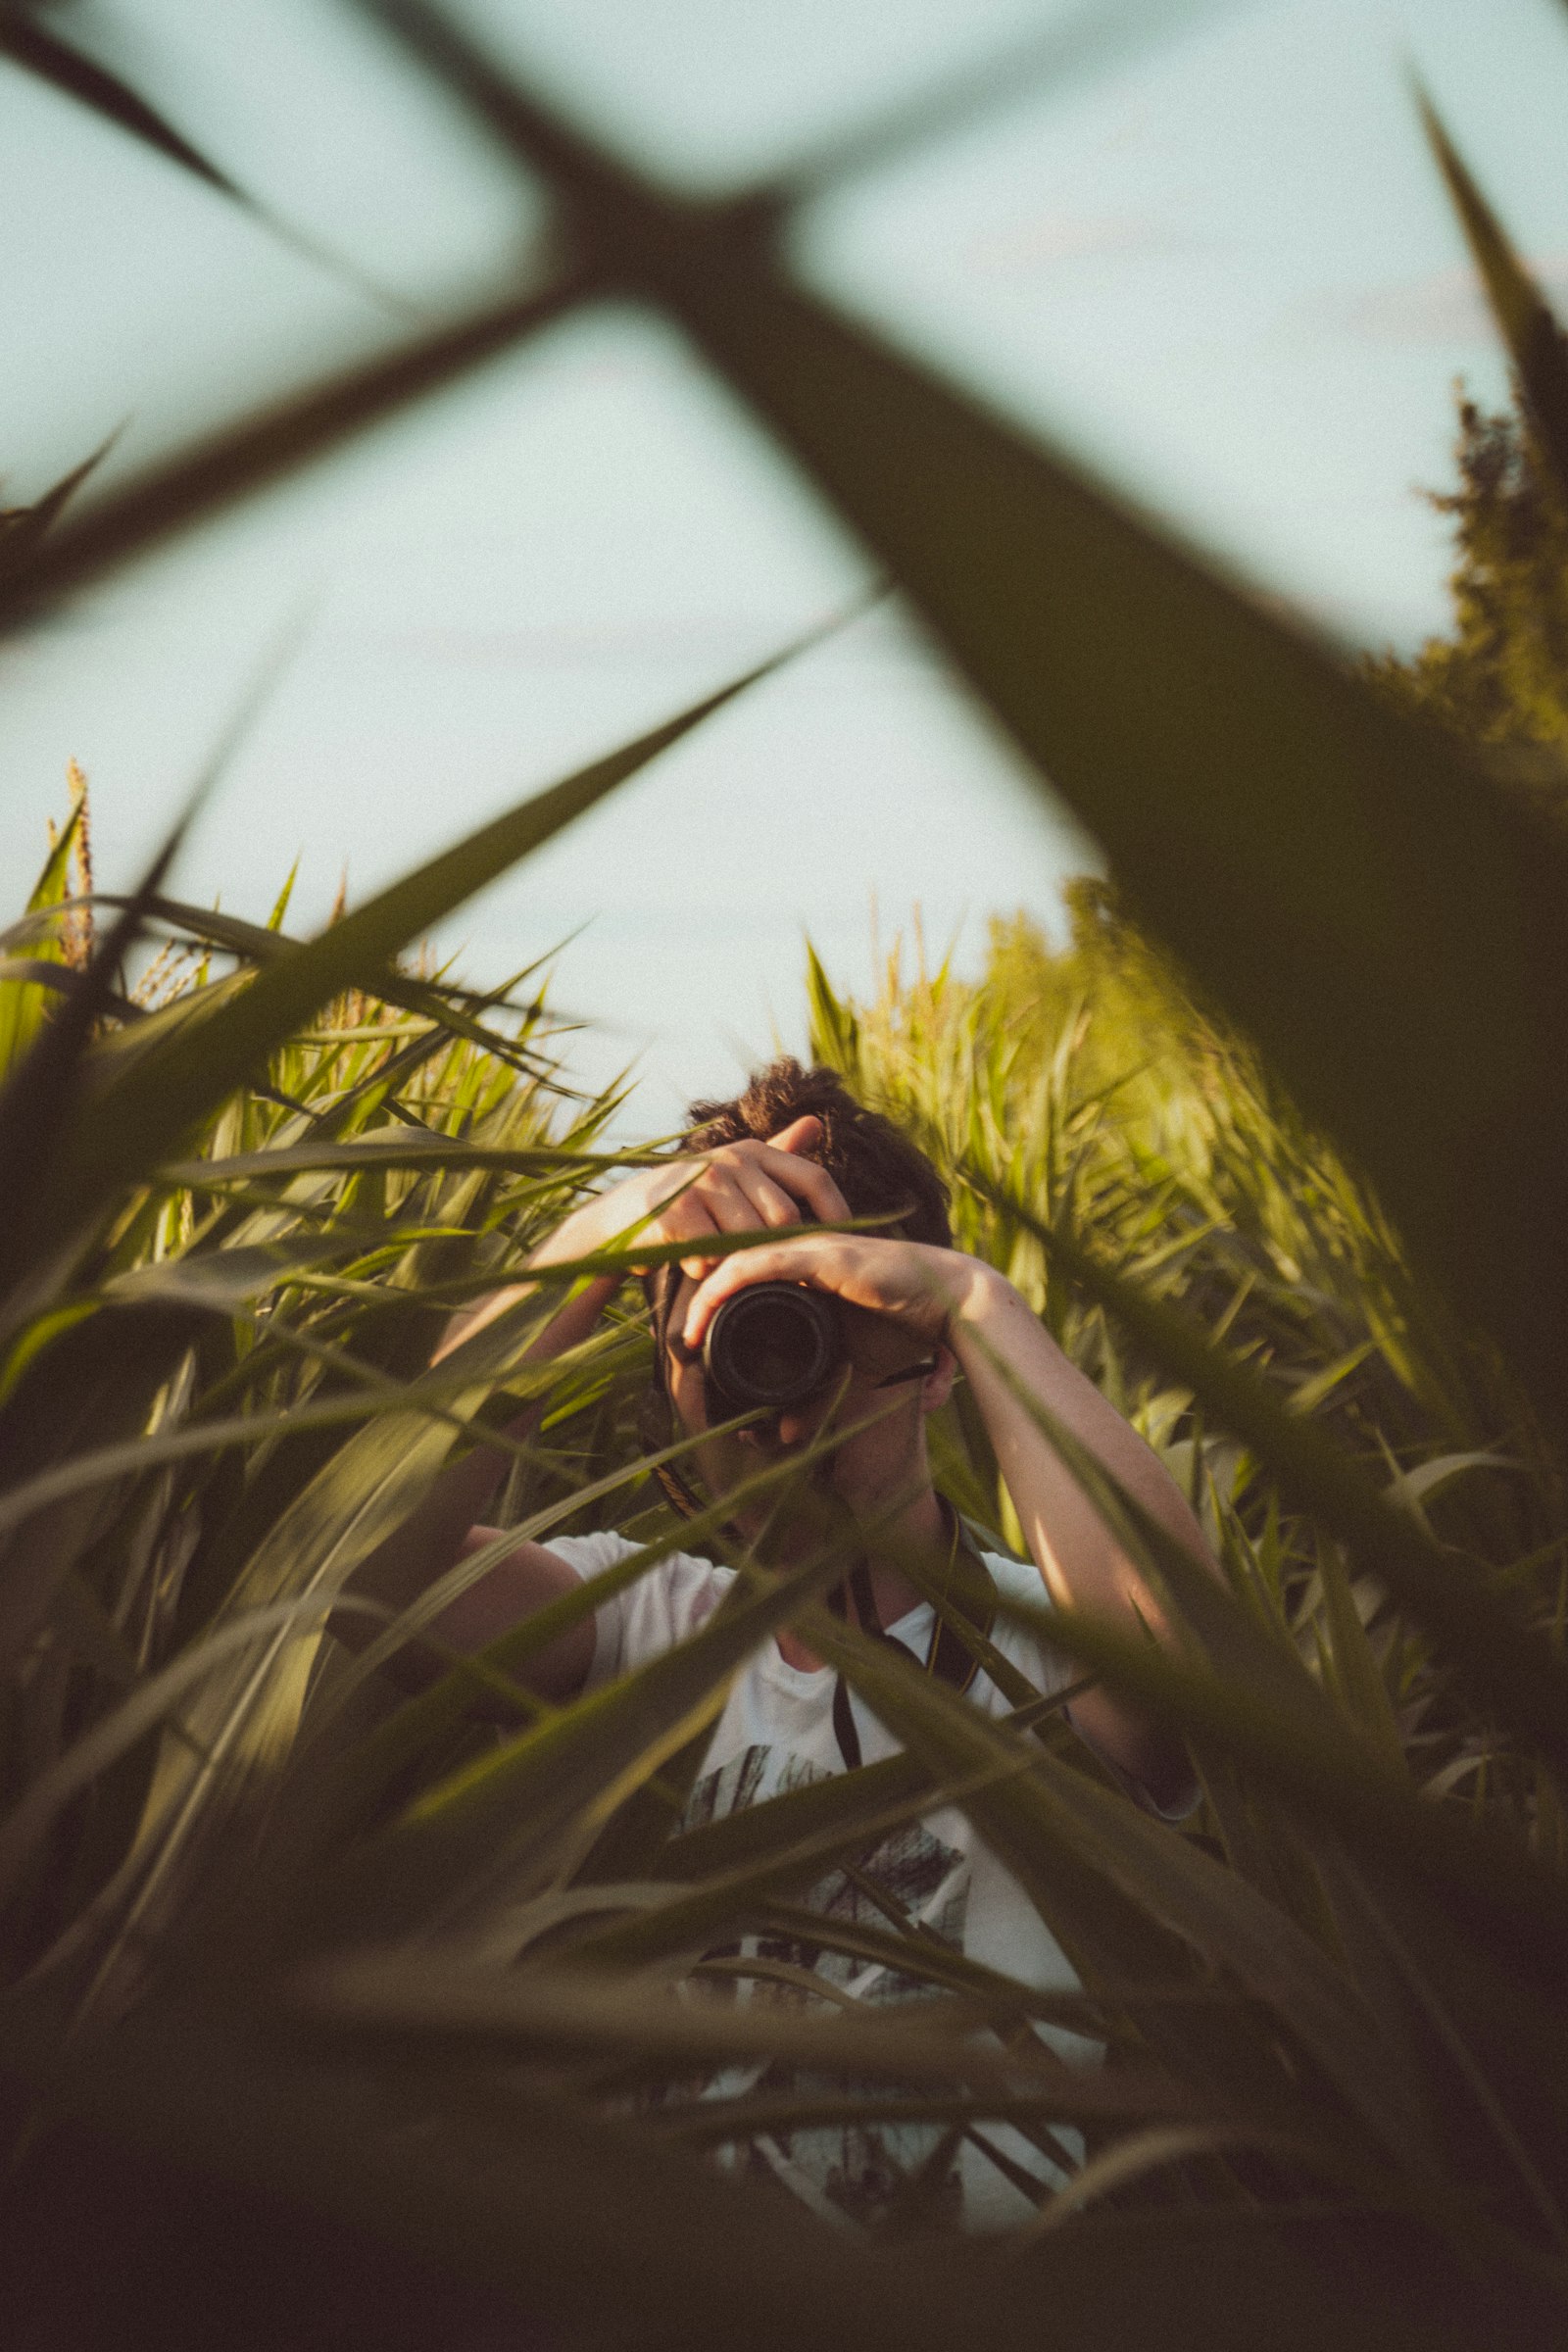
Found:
[350,1058,1208,2225]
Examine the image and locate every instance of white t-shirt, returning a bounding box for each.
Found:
[546,1530,1098,2231]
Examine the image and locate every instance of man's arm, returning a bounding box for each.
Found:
[942,1265,1202,1809]
[341,1273,612,1704]
[680,1235,1206,1808]
[337,1119,851,1703]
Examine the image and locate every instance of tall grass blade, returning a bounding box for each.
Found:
[292,1949,1196,2110]
[1417,90,1568,509]
[0,10,397,304]
[0,793,84,1078]
[0,438,113,587]
[964,1172,1568,1782]
[771,0,1241,207]
[0,11,243,198]
[0,274,587,627]
[0,1594,386,1903]
[8,644,810,1305]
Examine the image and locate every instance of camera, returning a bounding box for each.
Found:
[701,1282,844,1412]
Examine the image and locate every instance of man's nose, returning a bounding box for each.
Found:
[774,1396,833,1447]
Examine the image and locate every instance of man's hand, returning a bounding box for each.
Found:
[690,1230,1205,1811]
[680,1230,981,1359]
[565,1114,852,1281]
[437,1116,851,1361]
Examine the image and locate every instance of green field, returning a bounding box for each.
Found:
[2,10,1566,2346]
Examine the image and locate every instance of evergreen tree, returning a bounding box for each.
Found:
[1364,396,1568,786]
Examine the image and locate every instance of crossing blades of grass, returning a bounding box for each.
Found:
[0,640,811,1318]
[0,273,588,630]
[374,0,1568,1442]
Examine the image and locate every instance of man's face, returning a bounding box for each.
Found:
[662,1270,942,1559]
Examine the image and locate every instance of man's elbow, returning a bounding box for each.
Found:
[1071,1692,1198,1820]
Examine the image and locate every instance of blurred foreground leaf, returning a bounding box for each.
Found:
[373,0,1568,1442]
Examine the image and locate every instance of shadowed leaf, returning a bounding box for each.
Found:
[372,0,1568,1444]
[0,11,405,303]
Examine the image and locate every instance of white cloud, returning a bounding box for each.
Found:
[1325,256,1568,342]
[965,211,1199,278]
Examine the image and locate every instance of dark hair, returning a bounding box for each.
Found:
[684,1056,952,1250]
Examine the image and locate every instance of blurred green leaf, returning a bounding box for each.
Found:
[292,1947,1195,2109]
[770,0,1240,207]
[377,1,1568,1438]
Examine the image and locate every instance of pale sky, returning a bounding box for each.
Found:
[0,0,1561,1120]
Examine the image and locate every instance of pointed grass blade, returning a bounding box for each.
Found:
[770,0,1239,210]
[17,647,806,1293]
[384,16,1568,1435]
[0,438,113,587]
[0,13,397,304]
[0,624,305,1324]
[1418,90,1568,510]
[0,14,240,197]
[964,1172,1568,1785]
[0,804,198,1311]
[0,791,85,1077]
[87,890,567,1079]
[0,272,587,625]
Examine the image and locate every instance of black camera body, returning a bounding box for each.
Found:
[701,1282,844,1412]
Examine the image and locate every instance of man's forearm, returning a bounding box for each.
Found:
[947,1264,1204,1800]
[950,1269,1202,1613]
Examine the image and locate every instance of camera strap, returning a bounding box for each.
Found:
[828,1504,997,1773]
[643,1261,1000,1771]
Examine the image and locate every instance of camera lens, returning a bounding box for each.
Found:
[702,1284,843,1411]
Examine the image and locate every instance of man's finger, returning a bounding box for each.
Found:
[681,1237,864,1346]
[659,1194,724,1250]
[731,1169,805,1230]
[746,1144,851,1225]
[672,1170,785,1278]
[682,1244,798,1343]
[767,1114,822,1156]
[698,1172,781,1235]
